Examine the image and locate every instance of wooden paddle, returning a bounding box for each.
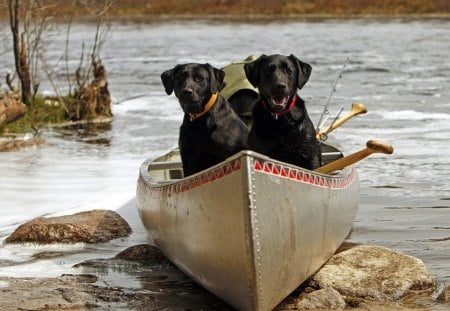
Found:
[317,103,367,140]
[315,140,394,174]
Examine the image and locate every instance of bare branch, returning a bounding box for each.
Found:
[6,71,17,92]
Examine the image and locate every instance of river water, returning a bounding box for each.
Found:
[0,18,449,308]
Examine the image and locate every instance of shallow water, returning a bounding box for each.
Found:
[0,18,449,308]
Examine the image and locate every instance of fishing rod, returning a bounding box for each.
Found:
[316,57,349,131]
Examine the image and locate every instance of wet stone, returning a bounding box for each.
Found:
[296,287,346,310]
[5,209,131,244]
[60,274,99,284]
[309,245,435,301]
[114,244,170,264]
[437,284,450,302]
[0,136,45,152]
[72,245,172,275]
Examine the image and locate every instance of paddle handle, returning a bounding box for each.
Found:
[315,140,394,174]
[323,103,367,135]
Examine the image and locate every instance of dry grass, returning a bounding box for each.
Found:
[1,0,449,20]
[108,0,450,16]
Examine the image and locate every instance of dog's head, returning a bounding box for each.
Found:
[161,63,225,114]
[244,54,312,112]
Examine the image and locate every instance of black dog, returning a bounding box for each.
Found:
[161,63,249,177]
[244,54,322,170]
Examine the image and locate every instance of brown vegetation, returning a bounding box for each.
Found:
[1,0,113,139]
[69,61,112,121]
[0,91,26,127]
[1,0,448,20]
[93,0,450,16]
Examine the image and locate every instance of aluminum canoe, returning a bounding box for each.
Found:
[137,144,359,311]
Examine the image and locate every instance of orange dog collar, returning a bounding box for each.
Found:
[189,93,218,121]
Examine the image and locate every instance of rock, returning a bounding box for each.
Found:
[115,244,170,264]
[310,245,434,300]
[437,284,450,302]
[74,244,171,270]
[296,287,346,310]
[0,136,45,152]
[5,209,131,244]
[0,276,96,310]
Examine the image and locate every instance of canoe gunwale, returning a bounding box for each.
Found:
[139,148,355,191]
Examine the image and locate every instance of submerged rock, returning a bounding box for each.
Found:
[0,135,45,152]
[437,284,450,303]
[5,209,131,244]
[115,244,170,264]
[74,244,171,270]
[296,287,346,310]
[309,245,434,300]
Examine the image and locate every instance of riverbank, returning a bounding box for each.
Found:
[1,0,449,22]
[0,246,446,311]
[100,13,450,24]
[70,0,450,17]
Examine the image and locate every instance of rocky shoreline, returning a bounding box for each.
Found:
[1,209,448,310]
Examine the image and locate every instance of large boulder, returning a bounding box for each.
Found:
[5,209,131,244]
[309,245,434,300]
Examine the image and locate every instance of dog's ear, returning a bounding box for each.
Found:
[244,54,265,88]
[289,54,312,90]
[205,64,225,93]
[161,66,178,95]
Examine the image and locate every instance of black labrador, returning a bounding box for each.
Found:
[161,63,249,177]
[244,54,322,170]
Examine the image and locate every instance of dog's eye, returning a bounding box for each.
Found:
[194,75,204,82]
[284,67,293,75]
[268,64,276,72]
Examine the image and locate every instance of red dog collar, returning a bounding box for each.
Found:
[263,95,297,120]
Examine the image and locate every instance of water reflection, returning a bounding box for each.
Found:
[74,257,233,309]
[54,121,113,145]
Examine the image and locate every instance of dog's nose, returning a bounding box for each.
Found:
[182,89,194,97]
[276,83,287,91]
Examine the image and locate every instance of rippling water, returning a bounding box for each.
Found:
[0,18,449,306]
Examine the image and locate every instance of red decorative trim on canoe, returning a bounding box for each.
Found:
[272,165,280,175]
[288,169,295,179]
[225,164,233,175]
[252,159,356,189]
[263,162,271,173]
[217,167,225,178]
[151,158,244,194]
[144,156,356,197]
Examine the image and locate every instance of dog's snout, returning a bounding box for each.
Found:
[276,83,287,91]
[182,88,194,97]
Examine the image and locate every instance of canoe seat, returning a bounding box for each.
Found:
[321,151,343,164]
[148,161,184,181]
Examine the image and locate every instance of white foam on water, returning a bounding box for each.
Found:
[0,96,176,232]
[375,109,450,121]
